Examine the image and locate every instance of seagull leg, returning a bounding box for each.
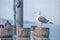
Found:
[41,22,43,27]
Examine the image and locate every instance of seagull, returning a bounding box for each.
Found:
[35,10,53,27]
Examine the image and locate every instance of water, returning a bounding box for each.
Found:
[48,25,60,40]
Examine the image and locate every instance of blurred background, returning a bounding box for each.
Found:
[0,0,60,40]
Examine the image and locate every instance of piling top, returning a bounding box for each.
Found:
[31,26,37,31]
[34,27,49,36]
[35,27,49,29]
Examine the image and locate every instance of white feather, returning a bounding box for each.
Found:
[36,11,41,22]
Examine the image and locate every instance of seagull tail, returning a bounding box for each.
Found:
[49,22,53,24]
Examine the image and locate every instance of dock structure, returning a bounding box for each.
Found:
[13,0,50,40]
[31,27,49,40]
[13,0,23,40]
[0,24,13,40]
[18,27,31,40]
[0,25,50,40]
[31,26,37,40]
[14,0,23,27]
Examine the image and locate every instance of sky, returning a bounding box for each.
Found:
[0,0,60,25]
